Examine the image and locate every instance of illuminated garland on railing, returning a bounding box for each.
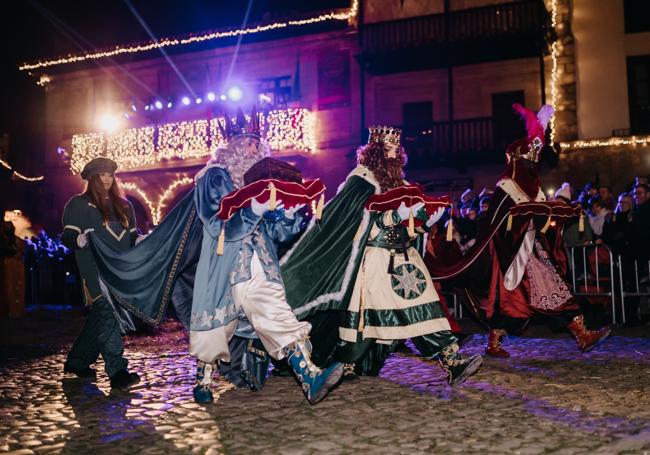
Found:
[70,108,317,174]
[560,135,650,150]
[0,158,44,182]
[19,0,359,72]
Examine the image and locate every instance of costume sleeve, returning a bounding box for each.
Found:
[61,197,83,249]
[194,167,234,239]
[263,211,305,244]
[126,200,138,246]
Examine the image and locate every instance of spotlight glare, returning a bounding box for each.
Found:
[195,97,202,104]
[155,100,163,109]
[182,96,191,106]
[226,86,243,101]
[207,92,216,102]
[98,113,121,133]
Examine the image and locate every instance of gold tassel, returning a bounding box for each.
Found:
[268,182,277,211]
[540,215,552,234]
[315,194,324,220]
[446,217,453,241]
[506,214,513,232]
[216,228,225,255]
[578,213,585,232]
[407,208,415,238]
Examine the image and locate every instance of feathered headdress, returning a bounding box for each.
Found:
[505,103,554,164]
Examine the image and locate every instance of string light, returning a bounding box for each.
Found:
[154,177,195,224]
[560,135,650,150]
[70,108,316,174]
[118,181,155,223]
[120,177,194,225]
[548,0,560,143]
[19,1,359,72]
[0,158,44,182]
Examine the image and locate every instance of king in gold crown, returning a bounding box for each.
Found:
[367,126,402,146]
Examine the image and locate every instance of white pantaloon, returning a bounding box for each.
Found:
[189,252,311,363]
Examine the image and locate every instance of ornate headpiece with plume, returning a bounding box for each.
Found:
[367,125,402,145]
[505,103,554,164]
[218,105,261,141]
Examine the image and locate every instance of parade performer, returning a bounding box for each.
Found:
[281,126,482,385]
[61,157,140,389]
[425,104,611,357]
[89,108,343,404]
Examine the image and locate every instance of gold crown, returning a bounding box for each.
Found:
[368,126,402,145]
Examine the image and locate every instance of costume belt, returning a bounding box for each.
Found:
[366,239,412,274]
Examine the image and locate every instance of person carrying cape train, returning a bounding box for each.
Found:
[89,107,343,404]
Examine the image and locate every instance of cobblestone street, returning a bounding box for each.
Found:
[2,308,650,454]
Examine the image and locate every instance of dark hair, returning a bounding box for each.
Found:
[85,175,130,227]
[587,196,602,210]
[634,183,650,193]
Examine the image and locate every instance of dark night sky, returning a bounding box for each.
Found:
[0,0,349,173]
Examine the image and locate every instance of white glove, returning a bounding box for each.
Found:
[396,201,425,222]
[76,229,94,248]
[425,207,446,228]
[251,198,283,216]
[285,203,305,220]
[135,234,149,245]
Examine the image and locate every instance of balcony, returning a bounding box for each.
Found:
[403,117,516,170]
[360,0,553,74]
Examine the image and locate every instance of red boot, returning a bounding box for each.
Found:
[567,315,612,352]
[485,329,510,357]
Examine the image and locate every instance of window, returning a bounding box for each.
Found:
[492,90,526,152]
[402,101,433,126]
[627,55,650,134]
[624,0,650,34]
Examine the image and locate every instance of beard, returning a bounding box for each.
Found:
[369,156,405,192]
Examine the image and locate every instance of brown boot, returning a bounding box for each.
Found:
[567,315,612,352]
[485,329,510,357]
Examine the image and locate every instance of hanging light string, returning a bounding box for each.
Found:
[19,1,359,72]
[0,158,44,182]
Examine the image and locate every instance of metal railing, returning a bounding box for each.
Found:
[362,0,549,53]
[567,244,617,323]
[616,256,650,324]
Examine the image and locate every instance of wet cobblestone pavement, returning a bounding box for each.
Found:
[2,308,650,454]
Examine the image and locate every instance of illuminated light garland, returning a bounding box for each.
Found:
[19,0,359,72]
[158,120,211,160]
[560,135,650,150]
[120,177,194,225]
[70,108,316,174]
[0,158,44,182]
[548,0,560,143]
[154,177,195,224]
[119,181,155,223]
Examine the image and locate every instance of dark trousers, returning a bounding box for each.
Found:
[66,297,128,378]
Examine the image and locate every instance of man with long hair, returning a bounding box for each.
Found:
[89,108,343,405]
[61,157,140,389]
[280,127,482,385]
